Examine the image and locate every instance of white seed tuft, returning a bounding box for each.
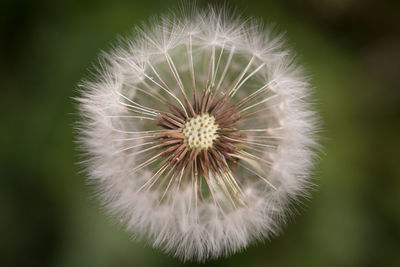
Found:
[76,4,319,262]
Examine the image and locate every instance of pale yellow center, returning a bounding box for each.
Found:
[182,113,219,149]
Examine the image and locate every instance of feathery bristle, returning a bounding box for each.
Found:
[77,4,319,262]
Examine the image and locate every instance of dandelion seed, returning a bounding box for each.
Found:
[77,4,318,262]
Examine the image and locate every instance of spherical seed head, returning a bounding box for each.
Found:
[182,114,219,149]
[77,4,319,263]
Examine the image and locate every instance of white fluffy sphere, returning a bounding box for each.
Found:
[77,5,318,262]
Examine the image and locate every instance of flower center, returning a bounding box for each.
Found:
[182,113,219,149]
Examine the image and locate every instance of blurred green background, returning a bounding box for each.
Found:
[1,0,399,266]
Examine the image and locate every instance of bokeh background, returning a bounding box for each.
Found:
[1,0,399,266]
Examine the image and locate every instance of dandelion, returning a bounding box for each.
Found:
[77,5,318,262]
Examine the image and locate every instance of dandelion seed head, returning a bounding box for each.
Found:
[77,4,319,262]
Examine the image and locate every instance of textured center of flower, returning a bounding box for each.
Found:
[182,113,219,149]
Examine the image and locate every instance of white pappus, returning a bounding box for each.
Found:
[76,4,319,262]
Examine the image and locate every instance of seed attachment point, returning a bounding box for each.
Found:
[182,113,219,149]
